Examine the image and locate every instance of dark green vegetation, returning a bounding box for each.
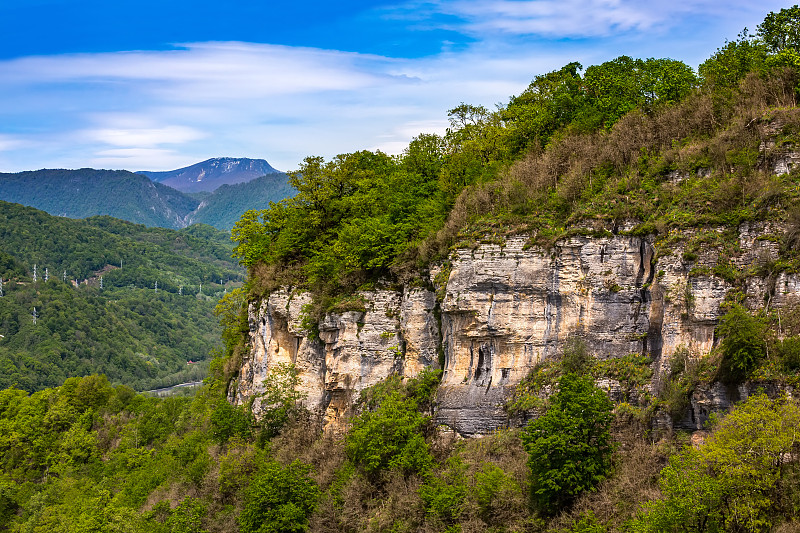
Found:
[0,201,243,392]
[521,373,614,516]
[0,169,195,229]
[0,167,293,231]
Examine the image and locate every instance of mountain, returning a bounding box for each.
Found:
[188,173,295,229]
[0,168,199,228]
[0,165,294,230]
[138,157,281,193]
[0,201,243,392]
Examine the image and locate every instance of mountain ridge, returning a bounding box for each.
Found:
[0,163,293,230]
[138,157,281,193]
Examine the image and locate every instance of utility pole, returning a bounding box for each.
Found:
[199,282,202,295]
[0,278,4,297]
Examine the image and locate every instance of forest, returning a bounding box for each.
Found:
[5,5,800,533]
[0,202,243,392]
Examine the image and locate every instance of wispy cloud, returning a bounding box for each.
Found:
[393,0,784,38]
[0,41,572,171]
[0,0,791,173]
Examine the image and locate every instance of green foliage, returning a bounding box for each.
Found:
[346,390,434,478]
[520,373,614,515]
[210,397,252,444]
[419,457,467,525]
[717,303,767,383]
[699,31,768,89]
[561,337,593,375]
[0,201,243,392]
[757,5,800,53]
[238,460,319,533]
[166,498,208,533]
[257,363,305,439]
[632,394,800,532]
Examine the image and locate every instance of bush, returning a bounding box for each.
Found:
[716,303,767,383]
[239,460,319,533]
[346,391,433,478]
[520,373,614,516]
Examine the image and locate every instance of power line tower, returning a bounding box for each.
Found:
[100,276,103,290]
[154,280,158,293]
[44,268,49,282]
[63,270,67,282]
[32,307,37,325]
[32,264,37,283]
[179,285,183,296]
[0,278,4,297]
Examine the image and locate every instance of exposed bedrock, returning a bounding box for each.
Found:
[233,221,798,436]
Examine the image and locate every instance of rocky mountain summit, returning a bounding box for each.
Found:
[139,157,281,193]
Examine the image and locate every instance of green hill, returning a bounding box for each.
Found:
[0,167,294,231]
[188,172,294,229]
[0,168,198,228]
[0,201,243,392]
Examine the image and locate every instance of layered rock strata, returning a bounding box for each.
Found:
[232,223,799,436]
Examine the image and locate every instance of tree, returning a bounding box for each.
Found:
[716,302,767,383]
[238,460,319,533]
[257,363,304,439]
[699,31,768,89]
[757,5,800,53]
[346,390,433,478]
[632,394,800,532]
[520,373,614,515]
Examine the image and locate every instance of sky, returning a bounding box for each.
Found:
[0,0,795,173]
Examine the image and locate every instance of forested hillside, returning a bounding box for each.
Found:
[5,6,800,533]
[0,201,243,392]
[188,173,295,230]
[0,169,197,229]
[0,167,293,231]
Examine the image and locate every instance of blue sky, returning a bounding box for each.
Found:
[0,0,794,172]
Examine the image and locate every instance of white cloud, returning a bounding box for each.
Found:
[0,0,792,173]
[405,0,787,38]
[83,125,206,148]
[0,135,27,152]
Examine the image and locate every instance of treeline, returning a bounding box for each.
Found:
[0,201,242,289]
[232,6,800,310]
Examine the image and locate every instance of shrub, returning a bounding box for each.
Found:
[239,460,319,533]
[346,391,433,478]
[716,303,767,383]
[520,373,614,516]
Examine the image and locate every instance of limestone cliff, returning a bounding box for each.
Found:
[230,213,799,436]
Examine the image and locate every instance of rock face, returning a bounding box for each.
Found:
[232,222,800,436]
[232,288,439,428]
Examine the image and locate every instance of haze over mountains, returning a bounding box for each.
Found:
[0,158,293,231]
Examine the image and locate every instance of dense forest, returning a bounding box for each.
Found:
[6,5,800,533]
[0,201,243,392]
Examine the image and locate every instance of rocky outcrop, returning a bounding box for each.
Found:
[232,221,800,437]
[232,287,439,429]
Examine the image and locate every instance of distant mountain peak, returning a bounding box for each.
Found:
[138,157,281,193]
